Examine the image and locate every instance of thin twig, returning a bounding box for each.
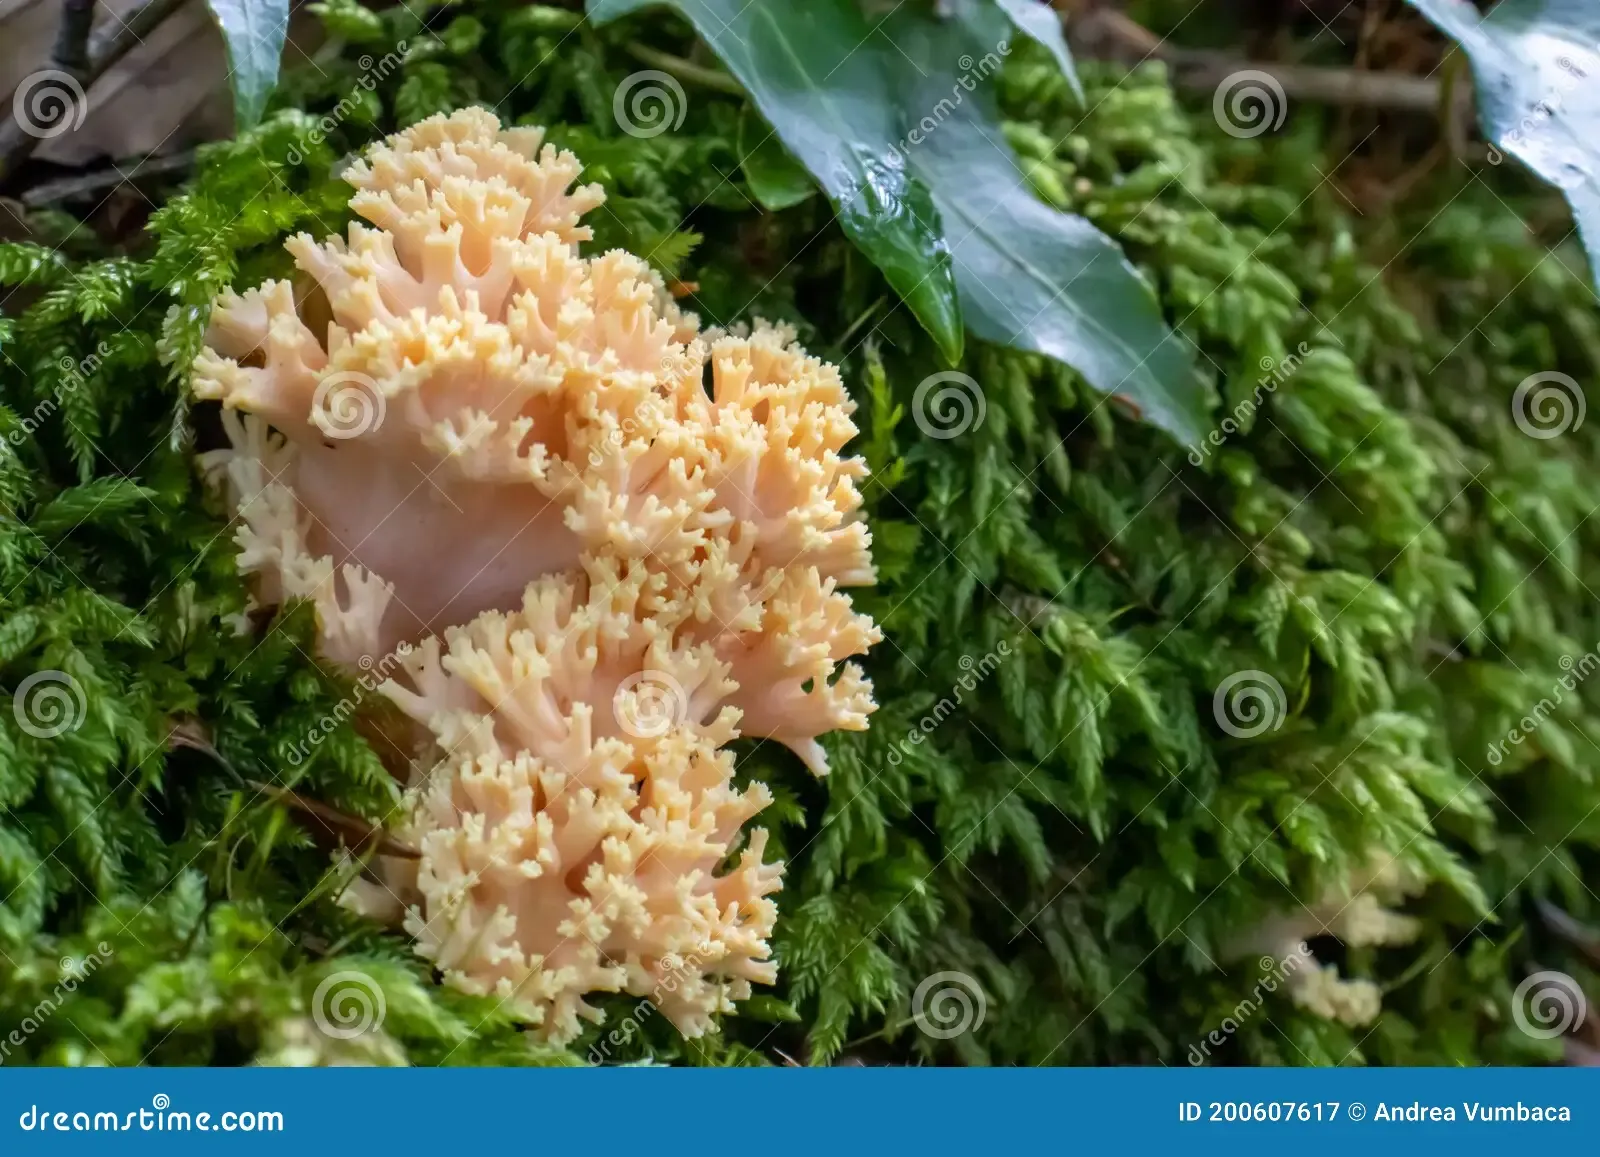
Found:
[168,719,419,860]
[624,42,743,96]
[1173,53,1440,112]
[247,780,421,860]
[1,0,194,183]
[1537,900,1600,970]
[78,0,194,95]
[20,148,195,206]
[1070,7,1443,114]
[53,0,97,74]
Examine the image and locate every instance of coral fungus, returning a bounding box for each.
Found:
[192,108,880,1043]
[1226,853,1423,1027]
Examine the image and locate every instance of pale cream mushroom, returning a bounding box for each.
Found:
[193,109,880,1043]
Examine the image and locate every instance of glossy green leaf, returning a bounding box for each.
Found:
[992,0,1083,101]
[737,108,817,212]
[946,0,1081,101]
[205,0,290,128]
[1409,0,1600,281]
[587,0,656,17]
[590,0,965,364]
[592,0,1206,443]
[883,13,1207,446]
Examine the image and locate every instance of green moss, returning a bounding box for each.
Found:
[1,1,1594,1066]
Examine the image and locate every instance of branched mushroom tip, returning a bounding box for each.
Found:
[1225,850,1424,1028]
[192,108,881,1044]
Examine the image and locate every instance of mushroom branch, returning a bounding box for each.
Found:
[190,108,881,1044]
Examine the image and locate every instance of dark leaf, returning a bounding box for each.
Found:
[204,0,291,129]
[590,0,965,364]
[738,108,818,211]
[882,13,1208,446]
[990,0,1083,101]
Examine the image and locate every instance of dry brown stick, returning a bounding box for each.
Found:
[247,780,421,861]
[54,0,98,73]
[1538,900,1600,970]
[0,0,194,183]
[1170,52,1440,112]
[1069,7,1444,114]
[20,148,196,205]
[168,719,419,861]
